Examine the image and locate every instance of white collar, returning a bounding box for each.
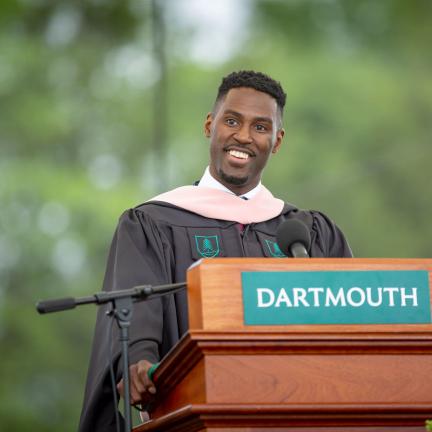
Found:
[198,166,262,199]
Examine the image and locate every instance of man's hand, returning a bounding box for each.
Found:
[117,359,157,405]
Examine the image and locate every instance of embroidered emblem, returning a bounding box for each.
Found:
[265,239,286,257]
[194,235,220,258]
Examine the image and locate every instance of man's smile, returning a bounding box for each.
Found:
[227,149,250,160]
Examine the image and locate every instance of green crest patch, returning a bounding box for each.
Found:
[265,240,286,257]
[194,235,220,258]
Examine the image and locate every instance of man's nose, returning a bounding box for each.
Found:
[234,125,253,144]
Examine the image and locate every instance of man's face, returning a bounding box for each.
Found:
[205,87,284,195]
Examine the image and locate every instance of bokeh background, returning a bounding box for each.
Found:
[1,0,431,430]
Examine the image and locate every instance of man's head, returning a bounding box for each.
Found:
[205,70,286,195]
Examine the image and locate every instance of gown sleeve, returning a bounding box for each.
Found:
[79,208,174,432]
[310,210,353,257]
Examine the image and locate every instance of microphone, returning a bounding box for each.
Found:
[36,282,186,314]
[276,219,311,258]
[35,282,186,432]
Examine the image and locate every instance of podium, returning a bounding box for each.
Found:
[134,258,432,432]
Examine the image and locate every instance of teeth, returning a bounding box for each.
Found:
[229,150,249,159]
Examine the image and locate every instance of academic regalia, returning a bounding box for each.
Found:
[79,186,352,431]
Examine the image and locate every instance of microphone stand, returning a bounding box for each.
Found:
[110,295,133,432]
[36,282,186,432]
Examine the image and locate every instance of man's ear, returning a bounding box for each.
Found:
[272,128,285,154]
[204,112,213,138]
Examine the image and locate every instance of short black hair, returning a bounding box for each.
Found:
[215,70,286,116]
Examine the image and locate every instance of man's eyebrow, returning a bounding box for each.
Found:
[222,109,243,118]
[223,109,273,123]
[254,116,273,124]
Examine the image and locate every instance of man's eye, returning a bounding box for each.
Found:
[226,118,238,126]
[256,124,267,131]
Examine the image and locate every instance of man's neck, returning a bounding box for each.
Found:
[198,167,261,199]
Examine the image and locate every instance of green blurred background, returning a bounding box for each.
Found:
[0,0,431,430]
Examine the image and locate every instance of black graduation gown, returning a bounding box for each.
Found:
[79,201,352,431]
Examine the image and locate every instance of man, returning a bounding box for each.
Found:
[79,70,352,431]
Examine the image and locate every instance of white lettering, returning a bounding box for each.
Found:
[366,287,382,307]
[383,287,399,307]
[275,288,293,307]
[400,287,418,307]
[257,288,274,307]
[325,287,346,307]
[308,287,324,306]
[293,287,310,307]
[257,286,416,309]
[347,287,366,307]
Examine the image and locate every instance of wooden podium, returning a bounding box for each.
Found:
[135,258,432,432]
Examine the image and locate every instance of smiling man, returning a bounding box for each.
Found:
[206,84,284,194]
[79,71,352,432]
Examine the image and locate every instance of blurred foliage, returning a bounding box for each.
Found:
[0,0,431,430]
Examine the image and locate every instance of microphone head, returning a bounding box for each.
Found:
[276,219,311,257]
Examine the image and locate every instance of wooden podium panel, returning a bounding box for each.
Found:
[134,259,432,432]
[187,258,432,333]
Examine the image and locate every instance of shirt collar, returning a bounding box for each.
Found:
[198,166,262,199]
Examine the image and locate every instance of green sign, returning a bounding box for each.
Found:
[241,270,431,325]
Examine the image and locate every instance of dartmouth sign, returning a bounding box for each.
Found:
[241,270,431,325]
